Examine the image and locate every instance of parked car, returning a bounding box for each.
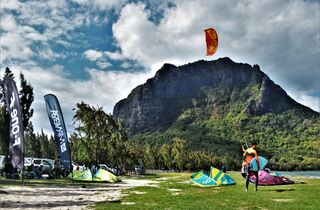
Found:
[31,158,54,175]
[134,165,145,175]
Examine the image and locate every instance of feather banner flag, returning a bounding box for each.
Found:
[2,78,24,169]
[204,28,218,56]
[44,94,72,172]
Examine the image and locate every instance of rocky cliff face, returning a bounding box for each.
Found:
[113,57,315,136]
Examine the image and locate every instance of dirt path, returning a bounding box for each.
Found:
[0,178,159,210]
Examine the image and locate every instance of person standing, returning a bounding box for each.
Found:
[243,142,260,191]
[53,158,62,178]
[221,164,226,173]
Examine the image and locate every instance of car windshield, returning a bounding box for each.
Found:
[33,160,41,164]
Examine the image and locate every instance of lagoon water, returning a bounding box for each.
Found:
[277,171,320,178]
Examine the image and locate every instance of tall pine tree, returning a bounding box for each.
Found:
[19,72,34,129]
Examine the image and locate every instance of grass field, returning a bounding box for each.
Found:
[94,172,320,210]
[1,172,319,210]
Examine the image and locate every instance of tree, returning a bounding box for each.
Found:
[0,107,9,155]
[159,144,172,169]
[24,122,37,157]
[72,102,129,170]
[19,72,34,129]
[171,137,187,171]
[143,144,155,169]
[125,142,144,169]
[108,121,129,170]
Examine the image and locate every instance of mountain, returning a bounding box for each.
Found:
[113,57,316,135]
[113,57,320,170]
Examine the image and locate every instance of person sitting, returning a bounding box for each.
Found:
[27,164,36,179]
[34,165,44,179]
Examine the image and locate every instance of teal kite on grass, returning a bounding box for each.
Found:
[190,167,235,187]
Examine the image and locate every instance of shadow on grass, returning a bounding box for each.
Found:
[97,199,121,204]
[263,188,295,192]
[128,174,161,180]
[0,178,122,188]
[0,189,109,197]
[0,190,9,194]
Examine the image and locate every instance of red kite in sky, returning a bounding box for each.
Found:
[204,28,218,56]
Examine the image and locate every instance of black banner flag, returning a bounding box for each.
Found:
[2,78,24,169]
[44,94,72,172]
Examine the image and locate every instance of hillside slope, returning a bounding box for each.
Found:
[113,57,320,170]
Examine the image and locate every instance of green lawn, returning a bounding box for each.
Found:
[94,172,320,210]
[1,172,319,210]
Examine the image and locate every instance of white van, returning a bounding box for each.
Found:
[31,158,54,175]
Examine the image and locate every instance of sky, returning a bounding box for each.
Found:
[0,0,319,134]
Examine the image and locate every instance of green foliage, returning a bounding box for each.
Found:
[24,125,57,159]
[131,103,320,170]
[0,107,9,155]
[171,137,187,171]
[19,72,34,129]
[71,102,129,169]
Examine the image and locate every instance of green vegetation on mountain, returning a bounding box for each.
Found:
[131,106,320,170]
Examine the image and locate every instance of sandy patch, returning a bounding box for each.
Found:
[0,178,159,210]
[121,202,135,205]
[178,180,190,184]
[156,177,168,181]
[272,199,293,202]
[168,188,182,192]
[168,188,182,196]
[131,191,146,195]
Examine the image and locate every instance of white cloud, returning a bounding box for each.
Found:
[0,32,34,60]
[120,62,131,69]
[91,0,126,10]
[71,0,126,10]
[83,49,114,69]
[1,14,17,31]
[39,48,61,61]
[0,0,92,64]
[6,64,153,133]
[288,91,320,112]
[96,60,111,69]
[83,49,103,61]
[0,0,21,10]
[104,51,125,60]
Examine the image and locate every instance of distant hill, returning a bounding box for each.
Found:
[113,57,320,170]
